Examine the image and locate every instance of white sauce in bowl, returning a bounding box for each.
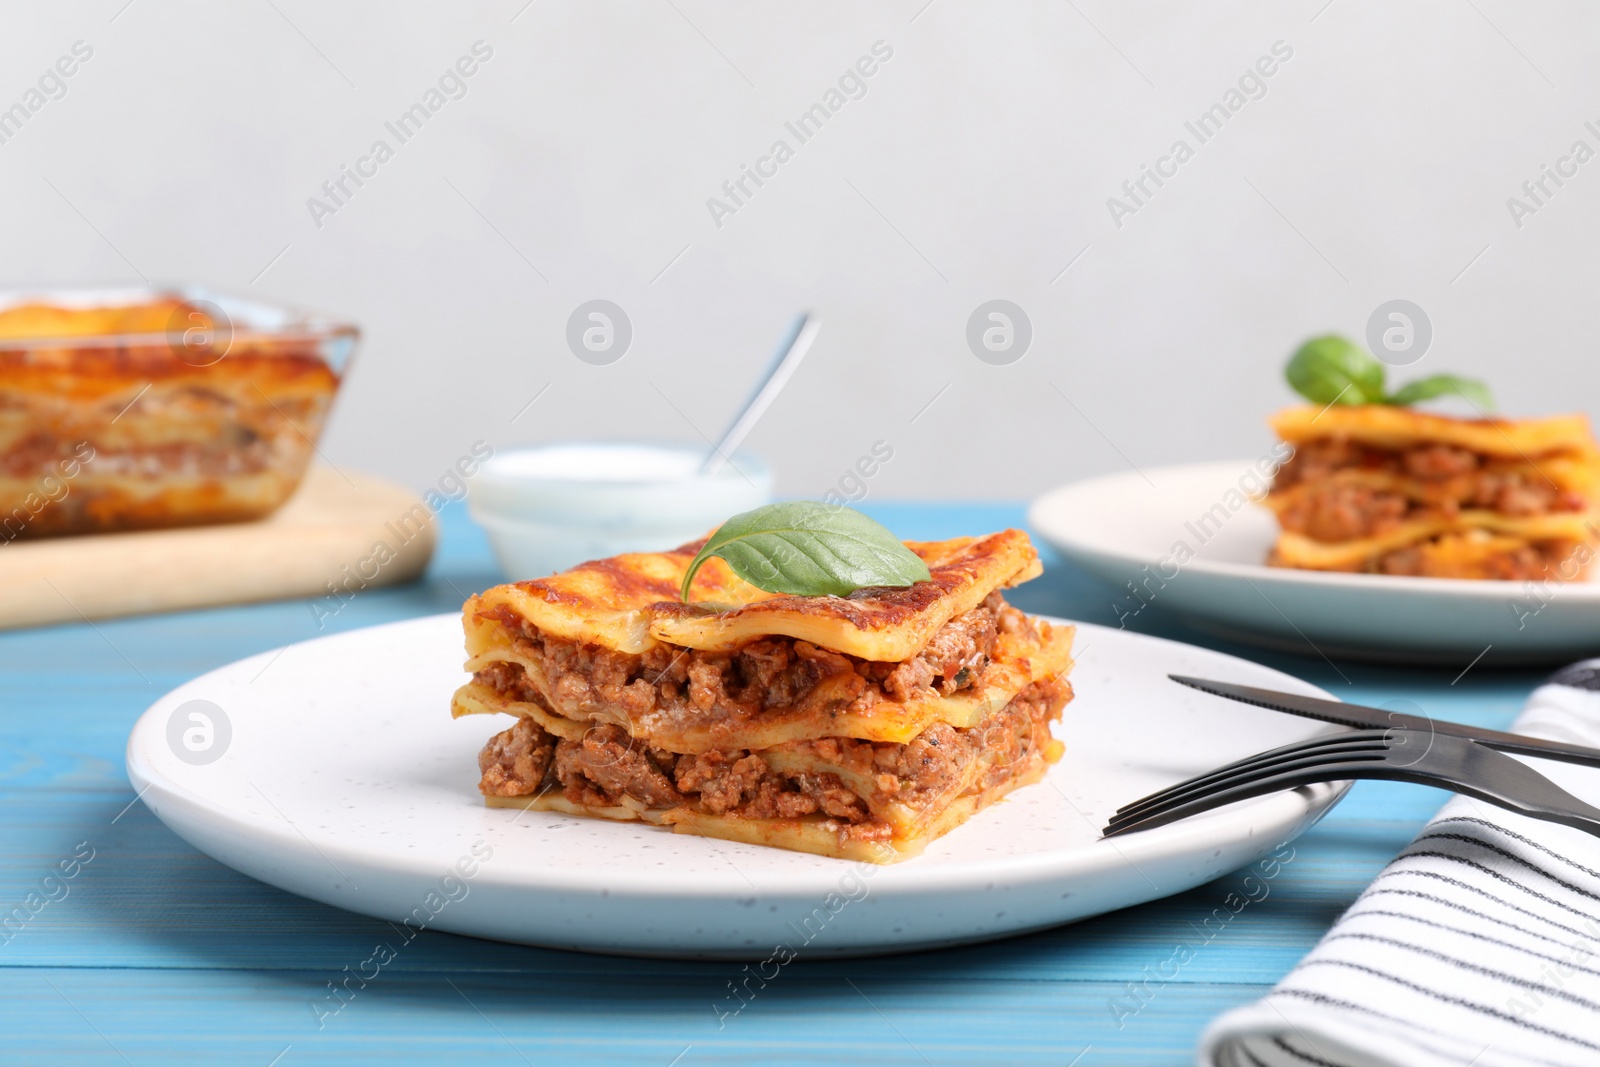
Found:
[469,442,772,579]
[485,444,706,484]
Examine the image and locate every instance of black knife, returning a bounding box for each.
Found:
[1170,674,1600,770]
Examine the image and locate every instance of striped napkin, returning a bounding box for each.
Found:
[1199,661,1600,1067]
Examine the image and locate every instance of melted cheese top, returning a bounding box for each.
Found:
[1271,404,1600,460]
[469,528,1043,660]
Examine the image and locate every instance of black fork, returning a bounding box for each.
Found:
[1102,726,1600,839]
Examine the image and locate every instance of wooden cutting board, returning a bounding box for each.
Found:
[0,466,437,630]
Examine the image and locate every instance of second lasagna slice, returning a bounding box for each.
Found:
[1266,405,1600,580]
[452,529,1074,863]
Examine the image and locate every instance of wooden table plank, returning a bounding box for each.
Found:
[0,501,1550,1065]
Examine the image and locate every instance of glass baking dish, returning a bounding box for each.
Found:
[0,285,358,538]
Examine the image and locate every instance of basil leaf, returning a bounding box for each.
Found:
[1385,374,1494,410]
[680,502,932,601]
[1285,336,1386,405]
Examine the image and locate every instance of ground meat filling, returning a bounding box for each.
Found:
[552,723,683,808]
[1272,440,1586,542]
[1274,483,1408,543]
[796,674,1070,810]
[476,674,1071,826]
[477,718,876,822]
[477,716,555,797]
[476,592,1023,738]
[675,751,870,821]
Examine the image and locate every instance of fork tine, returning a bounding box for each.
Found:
[1111,730,1388,822]
[1111,730,1382,817]
[1103,757,1390,837]
[1104,757,1384,836]
[1104,732,1389,834]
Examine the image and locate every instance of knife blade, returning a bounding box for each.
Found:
[1170,674,1600,770]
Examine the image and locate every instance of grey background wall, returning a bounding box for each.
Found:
[4,1,1597,499]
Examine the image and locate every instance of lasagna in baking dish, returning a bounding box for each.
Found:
[0,296,345,537]
[451,529,1075,862]
[1266,404,1600,579]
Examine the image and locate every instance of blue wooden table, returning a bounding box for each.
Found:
[0,501,1545,1065]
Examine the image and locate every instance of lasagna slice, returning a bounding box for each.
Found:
[452,529,1075,863]
[1266,405,1600,580]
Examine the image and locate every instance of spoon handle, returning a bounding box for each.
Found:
[701,312,820,475]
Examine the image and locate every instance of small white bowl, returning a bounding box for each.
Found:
[470,442,772,579]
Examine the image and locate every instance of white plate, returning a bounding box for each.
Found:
[126,613,1347,959]
[1030,461,1600,666]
